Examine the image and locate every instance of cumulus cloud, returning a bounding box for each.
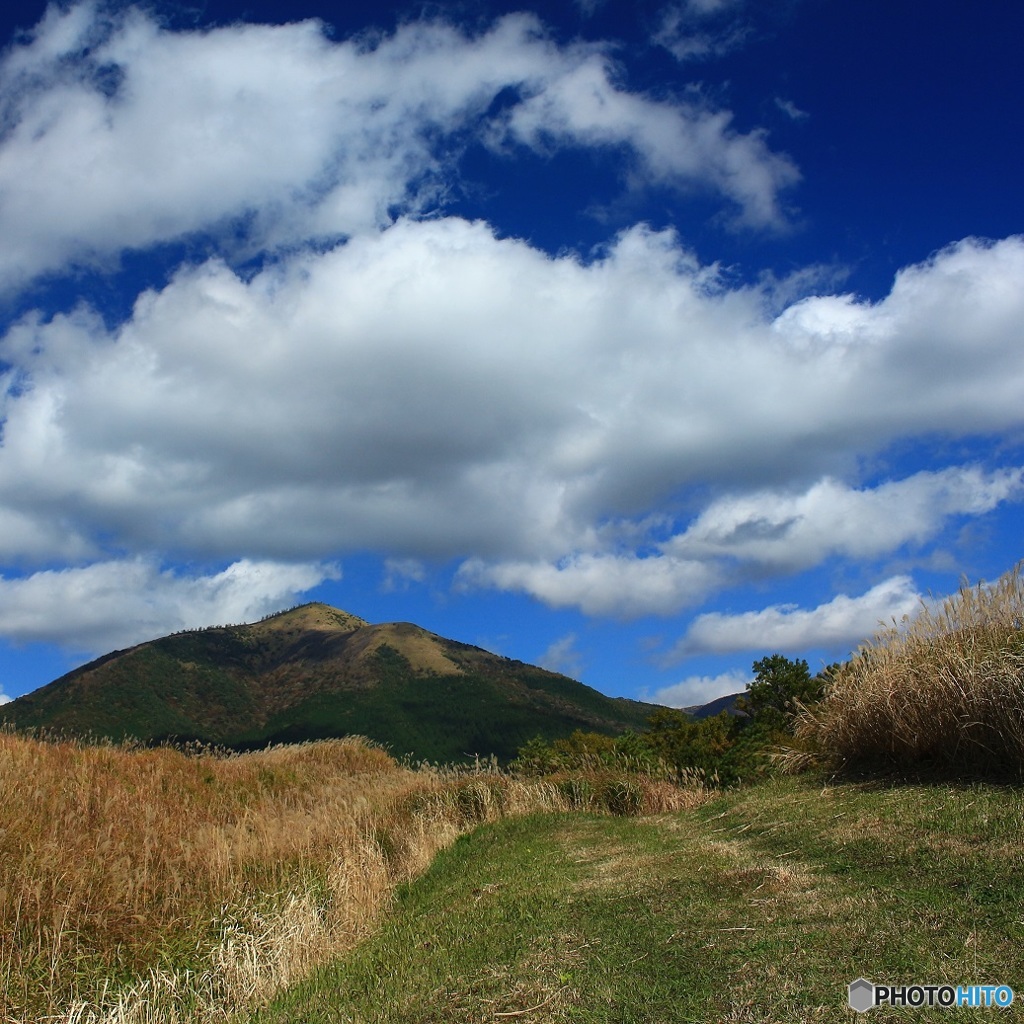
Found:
[466,463,1024,617]
[1,224,1023,625]
[666,466,1024,572]
[652,668,750,708]
[668,576,923,659]
[459,552,723,617]
[0,558,337,653]
[1,4,1023,643]
[0,4,796,292]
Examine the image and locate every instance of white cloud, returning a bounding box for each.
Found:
[652,668,750,708]
[456,463,1024,618]
[497,56,797,228]
[0,690,11,705]
[0,220,740,568]
[0,4,796,292]
[0,3,1017,673]
[669,576,923,658]
[666,466,1024,572]
[459,552,723,618]
[0,558,338,653]
[0,11,1019,636]
[1,224,1023,625]
[537,633,585,679]
[0,504,96,562]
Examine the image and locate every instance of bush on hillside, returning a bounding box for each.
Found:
[510,729,665,776]
[795,564,1024,777]
[514,654,831,786]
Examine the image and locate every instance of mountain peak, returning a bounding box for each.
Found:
[253,602,369,634]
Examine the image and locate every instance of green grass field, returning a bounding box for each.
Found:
[256,776,1024,1023]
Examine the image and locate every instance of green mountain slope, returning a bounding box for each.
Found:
[0,603,660,761]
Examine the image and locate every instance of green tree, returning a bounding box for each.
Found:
[737,654,824,730]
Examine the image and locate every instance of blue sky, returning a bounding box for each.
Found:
[0,0,1022,709]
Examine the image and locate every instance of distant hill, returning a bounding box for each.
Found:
[0,603,664,762]
[684,692,745,719]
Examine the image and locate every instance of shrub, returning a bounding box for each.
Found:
[645,708,736,777]
[509,729,665,776]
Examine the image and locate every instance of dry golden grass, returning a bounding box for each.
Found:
[0,733,400,1019]
[795,563,1024,775]
[0,731,704,1023]
[361,622,465,675]
[250,604,368,635]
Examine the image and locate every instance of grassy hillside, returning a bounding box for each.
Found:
[0,603,660,762]
[259,776,1024,1023]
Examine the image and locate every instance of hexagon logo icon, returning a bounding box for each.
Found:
[849,978,874,1013]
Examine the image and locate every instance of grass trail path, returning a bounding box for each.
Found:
[255,778,1024,1023]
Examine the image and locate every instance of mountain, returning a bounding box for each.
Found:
[684,692,745,719]
[0,603,662,762]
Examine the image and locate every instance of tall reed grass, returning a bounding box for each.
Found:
[796,564,1024,775]
[0,731,704,1023]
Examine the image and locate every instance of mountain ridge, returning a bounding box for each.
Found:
[0,603,665,762]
